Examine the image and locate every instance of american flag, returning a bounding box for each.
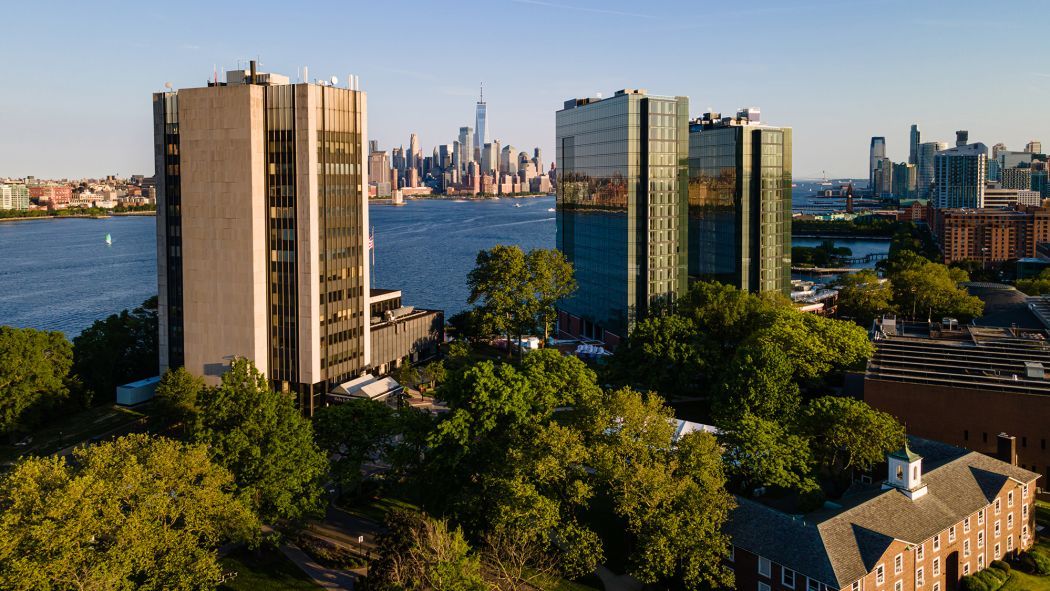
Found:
[368,229,374,250]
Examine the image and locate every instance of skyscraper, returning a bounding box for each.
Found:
[917,141,948,199]
[153,64,370,412]
[556,89,688,343]
[457,126,474,174]
[869,137,886,192]
[474,84,487,154]
[687,109,792,295]
[409,133,420,174]
[1027,140,1043,154]
[955,130,969,147]
[500,144,518,175]
[909,124,920,165]
[934,142,988,209]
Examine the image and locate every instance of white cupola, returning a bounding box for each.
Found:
[883,440,928,500]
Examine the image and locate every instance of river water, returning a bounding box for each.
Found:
[0,198,557,336]
[0,194,890,336]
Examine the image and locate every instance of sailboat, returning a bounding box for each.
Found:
[105,233,112,246]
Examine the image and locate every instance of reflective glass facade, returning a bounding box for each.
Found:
[556,91,688,338]
[155,92,184,369]
[316,86,367,389]
[687,123,792,294]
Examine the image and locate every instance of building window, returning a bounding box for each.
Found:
[995,543,1001,559]
[1024,483,1029,497]
[783,568,795,588]
[895,581,903,591]
[994,520,1001,538]
[949,526,956,543]
[978,531,984,548]
[933,557,941,576]
[933,534,940,551]
[978,554,985,570]
[963,563,970,576]
[1008,535,1014,552]
[995,498,1001,515]
[758,557,771,578]
[1023,525,1029,541]
[933,584,941,591]
[917,543,925,561]
[917,567,925,587]
[807,579,819,591]
[964,539,971,557]
[964,517,971,533]
[876,564,885,585]
[853,582,861,591]
[1008,490,1014,507]
[1022,504,1028,521]
[759,583,771,591]
[895,553,903,575]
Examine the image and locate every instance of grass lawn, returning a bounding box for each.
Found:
[1036,500,1050,527]
[0,404,148,464]
[1000,570,1050,591]
[219,547,319,591]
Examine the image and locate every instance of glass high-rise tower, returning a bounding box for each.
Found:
[153,64,370,413]
[687,110,792,295]
[474,84,487,157]
[556,89,688,343]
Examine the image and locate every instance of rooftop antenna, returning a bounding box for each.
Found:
[164,81,173,92]
[480,82,484,103]
[330,75,339,87]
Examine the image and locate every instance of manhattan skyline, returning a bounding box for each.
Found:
[2,0,1047,179]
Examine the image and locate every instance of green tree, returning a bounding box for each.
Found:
[370,509,489,591]
[890,259,984,321]
[584,389,734,590]
[605,314,703,397]
[72,296,158,403]
[525,248,576,343]
[0,326,72,435]
[714,339,800,422]
[153,366,206,432]
[801,396,905,484]
[0,434,258,591]
[836,269,895,326]
[467,245,534,357]
[719,412,814,493]
[1016,268,1050,296]
[313,399,398,492]
[192,358,328,524]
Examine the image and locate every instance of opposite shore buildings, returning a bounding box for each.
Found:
[153,63,440,413]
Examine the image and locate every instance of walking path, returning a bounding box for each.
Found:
[278,541,358,590]
[595,565,641,591]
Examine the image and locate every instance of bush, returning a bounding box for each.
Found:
[960,568,1007,591]
[990,559,1010,574]
[1020,548,1050,575]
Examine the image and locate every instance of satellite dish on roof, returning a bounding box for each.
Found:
[331,75,339,86]
[164,82,173,90]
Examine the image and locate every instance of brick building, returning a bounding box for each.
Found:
[28,184,72,207]
[727,437,1040,591]
[932,206,1050,265]
[863,318,1050,487]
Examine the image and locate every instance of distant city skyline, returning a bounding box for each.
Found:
[2,0,1048,179]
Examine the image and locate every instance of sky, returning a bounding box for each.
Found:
[1,0,1047,180]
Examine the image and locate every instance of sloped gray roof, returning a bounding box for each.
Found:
[725,437,1041,588]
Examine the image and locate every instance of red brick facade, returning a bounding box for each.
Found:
[730,479,1038,591]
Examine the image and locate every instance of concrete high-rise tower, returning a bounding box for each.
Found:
[153,64,370,412]
[474,83,487,155]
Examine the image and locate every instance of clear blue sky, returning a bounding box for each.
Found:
[2,0,1046,179]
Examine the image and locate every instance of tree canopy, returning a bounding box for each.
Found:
[0,434,258,591]
[835,269,895,327]
[72,296,158,404]
[191,358,328,525]
[0,326,72,435]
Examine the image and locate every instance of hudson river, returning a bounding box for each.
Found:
[0,194,890,336]
[0,198,556,336]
